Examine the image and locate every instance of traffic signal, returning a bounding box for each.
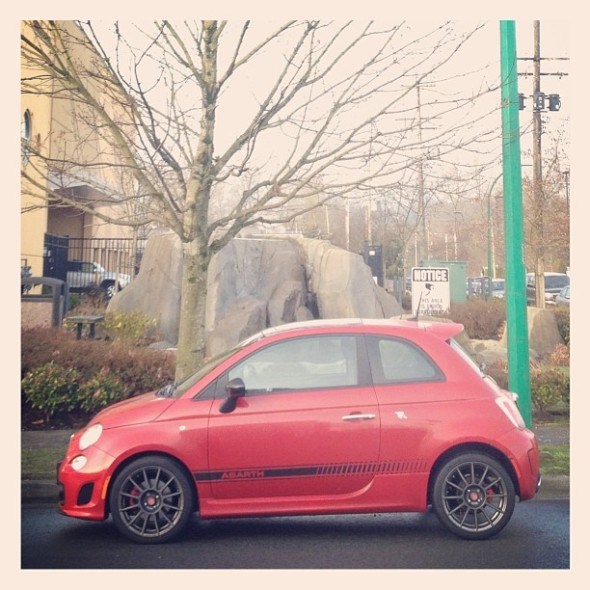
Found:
[548,94,561,111]
[533,92,546,111]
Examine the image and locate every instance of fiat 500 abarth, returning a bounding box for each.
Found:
[57,319,540,544]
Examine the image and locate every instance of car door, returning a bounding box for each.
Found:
[205,333,380,500]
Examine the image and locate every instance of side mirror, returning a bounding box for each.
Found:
[219,377,246,414]
[227,377,246,398]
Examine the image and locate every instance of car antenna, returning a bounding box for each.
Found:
[408,291,422,321]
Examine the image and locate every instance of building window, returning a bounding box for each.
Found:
[21,109,32,165]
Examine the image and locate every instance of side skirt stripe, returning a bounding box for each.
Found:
[194,460,427,483]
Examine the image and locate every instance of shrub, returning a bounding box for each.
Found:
[547,344,570,367]
[21,362,81,421]
[21,327,176,428]
[530,364,570,415]
[78,368,130,414]
[102,311,157,345]
[551,307,570,345]
[443,299,506,340]
[486,360,509,390]
[21,328,175,396]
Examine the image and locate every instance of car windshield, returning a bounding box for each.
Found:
[166,332,269,398]
[166,345,242,398]
[545,275,569,289]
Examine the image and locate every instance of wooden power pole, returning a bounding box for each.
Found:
[519,21,568,308]
[532,21,546,308]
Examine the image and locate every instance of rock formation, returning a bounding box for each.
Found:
[108,233,402,355]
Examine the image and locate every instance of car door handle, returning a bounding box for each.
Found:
[341,413,376,422]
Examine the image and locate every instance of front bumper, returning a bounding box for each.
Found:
[57,444,116,521]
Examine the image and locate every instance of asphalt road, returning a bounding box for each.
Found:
[21,498,569,569]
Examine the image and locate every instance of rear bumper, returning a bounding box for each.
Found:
[498,427,541,500]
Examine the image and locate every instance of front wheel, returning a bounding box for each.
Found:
[103,282,118,301]
[109,456,194,544]
[432,452,515,540]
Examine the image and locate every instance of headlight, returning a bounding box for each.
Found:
[80,424,103,450]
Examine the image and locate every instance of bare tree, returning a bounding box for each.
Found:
[22,20,499,380]
[523,131,570,276]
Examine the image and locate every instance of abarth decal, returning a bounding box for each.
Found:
[194,459,427,483]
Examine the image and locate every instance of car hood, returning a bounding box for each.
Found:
[91,391,176,430]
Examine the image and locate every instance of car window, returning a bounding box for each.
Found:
[367,335,443,385]
[227,335,359,394]
[545,275,569,289]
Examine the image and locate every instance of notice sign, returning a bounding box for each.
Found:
[411,267,451,316]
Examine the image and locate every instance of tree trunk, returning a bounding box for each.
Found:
[175,239,209,382]
[174,21,218,381]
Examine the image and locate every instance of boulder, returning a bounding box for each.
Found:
[107,233,182,344]
[109,233,402,356]
[204,238,312,355]
[206,297,268,356]
[499,306,563,357]
[292,236,402,319]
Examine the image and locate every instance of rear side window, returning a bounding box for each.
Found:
[366,335,443,385]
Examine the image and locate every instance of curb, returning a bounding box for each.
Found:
[22,475,570,505]
[22,480,61,504]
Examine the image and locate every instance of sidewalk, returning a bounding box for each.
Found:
[21,423,570,504]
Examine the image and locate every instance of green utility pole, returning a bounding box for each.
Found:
[500,21,532,427]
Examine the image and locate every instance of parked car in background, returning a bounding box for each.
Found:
[555,284,570,306]
[526,272,569,305]
[67,260,131,300]
[57,318,540,544]
[491,279,505,299]
[466,277,504,299]
[467,277,483,296]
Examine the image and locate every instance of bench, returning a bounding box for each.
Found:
[65,315,105,340]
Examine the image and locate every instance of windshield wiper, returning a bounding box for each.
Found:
[156,382,177,398]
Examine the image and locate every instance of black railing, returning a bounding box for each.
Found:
[43,233,146,289]
[66,237,146,278]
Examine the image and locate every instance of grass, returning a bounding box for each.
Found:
[539,443,570,476]
[21,446,65,481]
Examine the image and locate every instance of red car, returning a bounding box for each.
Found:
[57,319,540,544]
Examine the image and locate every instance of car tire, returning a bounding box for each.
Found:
[432,452,515,540]
[103,282,118,301]
[109,456,194,544]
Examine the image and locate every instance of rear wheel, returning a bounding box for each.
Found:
[109,456,194,544]
[432,452,515,540]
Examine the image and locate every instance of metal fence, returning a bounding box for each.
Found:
[42,233,146,284]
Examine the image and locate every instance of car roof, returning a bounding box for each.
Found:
[249,317,464,342]
[526,271,568,277]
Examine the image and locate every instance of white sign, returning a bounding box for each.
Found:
[411,267,451,316]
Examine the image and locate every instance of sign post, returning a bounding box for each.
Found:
[411,267,451,317]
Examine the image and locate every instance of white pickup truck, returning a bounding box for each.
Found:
[67,261,131,300]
